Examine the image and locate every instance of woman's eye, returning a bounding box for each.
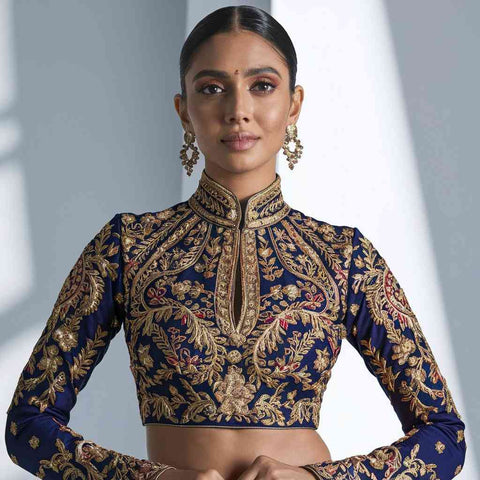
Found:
[200,84,223,95]
[251,81,276,93]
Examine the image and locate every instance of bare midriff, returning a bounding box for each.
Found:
[146,425,332,480]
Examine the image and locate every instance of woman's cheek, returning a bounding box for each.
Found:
[261,104,287,129]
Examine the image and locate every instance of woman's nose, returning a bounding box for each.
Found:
[223,86,253,123]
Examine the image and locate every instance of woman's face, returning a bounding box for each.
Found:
[174,30,303,175]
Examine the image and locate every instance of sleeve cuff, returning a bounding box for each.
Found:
[299,464,323,480]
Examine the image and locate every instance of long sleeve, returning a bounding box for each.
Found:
[5,213,176,479]
[301,227,467,480]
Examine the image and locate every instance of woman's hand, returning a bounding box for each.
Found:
[235,455,316,480]
[155,467,226,480]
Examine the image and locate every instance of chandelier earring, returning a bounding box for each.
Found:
[179,130,200,176]
[282,124,303,170]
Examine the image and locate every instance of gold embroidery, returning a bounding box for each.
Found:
[28,435,40,449]
[5,217,167,477]
[188,169,290,229]
[227,350,242,364]
[352,233,461,424]
[35,436,170,479]
[7,218,121,415]
[301,227,464,477]
[457,429,464,443]
[121,170,351,428]
[435,440,445,454]
[303,443,440,479]
[9,420,17,436]
[213,365,256,419]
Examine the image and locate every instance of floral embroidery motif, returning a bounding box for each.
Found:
[301,227,466,478]
[6,215,175,478]
[121,171,350,429]
[213,365,256,419]
[9,420,17,436]
[29,435,40,449]
[435,441,445,454]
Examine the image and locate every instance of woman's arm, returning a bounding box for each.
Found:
[300,227,467,480]
[5,213,176,479]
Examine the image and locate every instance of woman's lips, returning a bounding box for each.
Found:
[221,137,259,151]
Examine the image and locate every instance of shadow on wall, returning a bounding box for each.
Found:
[384,0,480,471]
[1,0,187,475]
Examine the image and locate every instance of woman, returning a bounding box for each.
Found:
[5,5,466,480]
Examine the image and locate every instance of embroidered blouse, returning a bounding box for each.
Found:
[5,168,466,479]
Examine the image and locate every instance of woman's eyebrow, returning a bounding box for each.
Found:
[192,66,282,82]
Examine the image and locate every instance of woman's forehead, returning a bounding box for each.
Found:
[187,38,286,79]
[194,31,281,62]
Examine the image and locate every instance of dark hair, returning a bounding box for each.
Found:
[179,5,297,100]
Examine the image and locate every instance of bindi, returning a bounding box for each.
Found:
[234,69,239,75]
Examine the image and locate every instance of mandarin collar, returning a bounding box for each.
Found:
[187,168,290,229]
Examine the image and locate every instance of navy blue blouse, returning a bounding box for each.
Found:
[5,169,466,478]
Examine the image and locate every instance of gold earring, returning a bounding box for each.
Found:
[282,124,303,170]
[179,130,200,176]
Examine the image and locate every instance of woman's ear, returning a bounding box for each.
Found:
[174,93,191,130]
[288,85,304,125]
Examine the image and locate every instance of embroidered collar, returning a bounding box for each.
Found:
[188,168,290,229]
